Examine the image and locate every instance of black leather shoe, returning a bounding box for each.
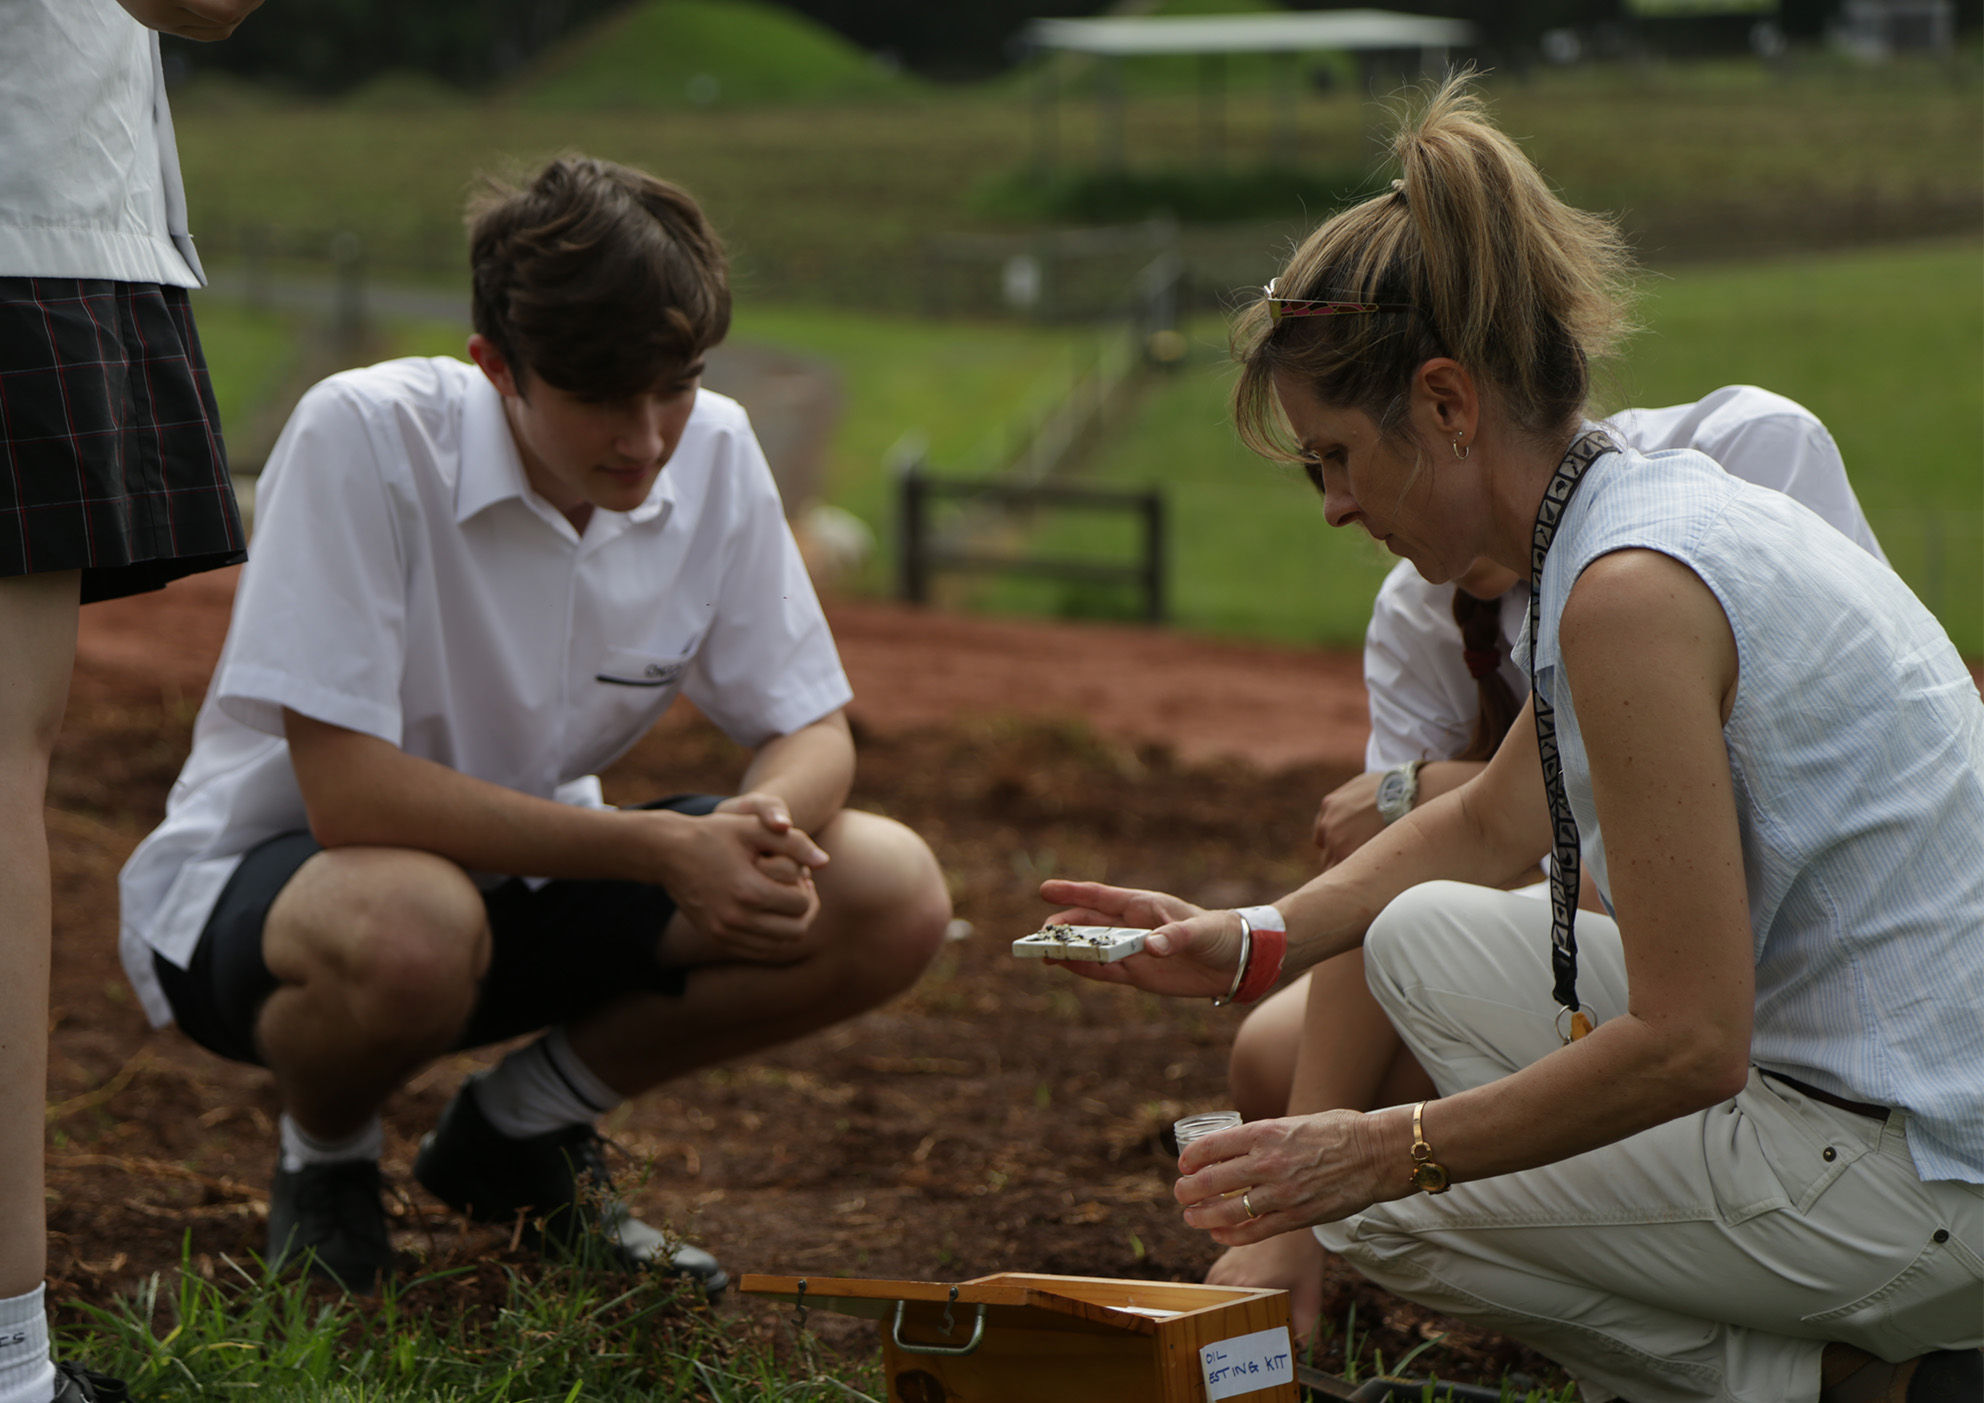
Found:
[413,1082,727,1296]
[50,1361,129,1402]
[1910,1349,1983,1402]
[267,1157,394,1290]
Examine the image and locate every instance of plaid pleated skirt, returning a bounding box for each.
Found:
[0,277,245,603]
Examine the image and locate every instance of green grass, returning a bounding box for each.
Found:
[994,239,1981,652]
[992,333,1399,644]
[512,0,917,111]
[59,1248,1576,1402]
[199,237,1980,653]
[728,308,1098,551]
[65,1246,877,1402]
[1603,238,1984,653]
[164,57,1981,301]
[376,306,1098,595]
[190,301,303,431]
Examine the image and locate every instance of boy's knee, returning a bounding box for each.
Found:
[280,851,489,1032]
[818,811,950,989]
[1228,1004,1297,1122]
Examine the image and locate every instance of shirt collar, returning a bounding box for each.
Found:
[454,372,679,532]
[455,372,534,525]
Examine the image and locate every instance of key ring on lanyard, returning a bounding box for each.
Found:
[1526,428,1620,1043]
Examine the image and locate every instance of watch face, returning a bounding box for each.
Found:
[1410,1161,1450,1194]
[1378,771,1407,809]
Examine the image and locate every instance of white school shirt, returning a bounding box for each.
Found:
[1363,386,1886,770]
[1525,442,1983,1181]
[0,0,203,285]
[118,356,852,1025]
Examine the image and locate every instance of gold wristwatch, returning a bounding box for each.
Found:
[1408,1100,1450,1194]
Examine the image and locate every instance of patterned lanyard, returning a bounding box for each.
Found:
[1526,428,1620,1043]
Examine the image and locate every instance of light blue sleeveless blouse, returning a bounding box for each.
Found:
[1521,440,1984,1183]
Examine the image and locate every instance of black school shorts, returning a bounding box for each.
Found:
[152,794,724,1066]
[0,277,245,601]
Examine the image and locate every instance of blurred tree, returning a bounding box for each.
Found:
[161,0,1982,95]
[164,0,628,94]
[779,1,1106,77]
[164,0,1117,93]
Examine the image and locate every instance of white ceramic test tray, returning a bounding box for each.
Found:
[1012,924,1148,963]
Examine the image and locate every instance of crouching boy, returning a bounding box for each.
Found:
[116,157,951,1290]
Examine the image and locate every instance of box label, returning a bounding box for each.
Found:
[1200,1325,1294,1399]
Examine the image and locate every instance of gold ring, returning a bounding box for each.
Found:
[1241,1191,1259,1219]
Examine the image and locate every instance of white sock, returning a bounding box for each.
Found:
[278,1113,384,1174]
[471,1027,623,1140]
[0,1285,52,1403]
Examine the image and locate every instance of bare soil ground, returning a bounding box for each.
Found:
[49,572,1979,1389]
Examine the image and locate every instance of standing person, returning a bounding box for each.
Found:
[118,156,952,1292]
[1219,389,1895,1330]
[2,1,259,1399]
[1040,78,1982,1403]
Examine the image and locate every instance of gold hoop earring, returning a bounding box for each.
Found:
[1452,436,1469,461]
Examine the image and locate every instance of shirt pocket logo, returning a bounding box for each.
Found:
[596,646,692,689]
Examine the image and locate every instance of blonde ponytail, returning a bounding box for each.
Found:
[1234,74,1638,460]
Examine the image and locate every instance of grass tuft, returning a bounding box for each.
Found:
[63,1238,877,1402]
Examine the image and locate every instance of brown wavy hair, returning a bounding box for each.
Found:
[1232,75,1638,466]
[467,155,730,400]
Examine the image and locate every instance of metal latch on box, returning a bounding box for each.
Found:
[890,1286,987,1357]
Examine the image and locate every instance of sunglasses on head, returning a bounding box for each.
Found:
[1262,278,1415,325]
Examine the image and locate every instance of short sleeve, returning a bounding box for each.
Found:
[679,426,852,748]
[209,379,411,743]
[1363,563,1478,770]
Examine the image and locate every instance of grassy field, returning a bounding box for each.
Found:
[1610,238,1984,652]
[378,306,1100,563]
[194,235,1980,653]
[970,238,1982,652]
[65,1250,880,1402]
[193,302,303,429]
[61,1248,1578,1402]
[165,54,1981,305]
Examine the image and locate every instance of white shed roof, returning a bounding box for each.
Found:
[1024,10,1477,56]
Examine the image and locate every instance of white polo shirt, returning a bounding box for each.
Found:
[118,356,852,1026]
[1364,385,1887,770]
[0,0,203,285]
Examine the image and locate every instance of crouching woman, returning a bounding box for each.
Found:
[1042,79,1983,1403]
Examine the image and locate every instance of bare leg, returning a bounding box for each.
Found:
[0,571,79,1299]
[258,847,492,1139]
[1229,950,1434,1124]
[567,810,949,1093]
[257,810,946,1134]
[1210,947,1437,1340]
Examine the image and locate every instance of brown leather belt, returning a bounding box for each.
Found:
[1761,1069,1890,1120]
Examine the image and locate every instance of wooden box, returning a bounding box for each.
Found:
[740,1270,1298,1403]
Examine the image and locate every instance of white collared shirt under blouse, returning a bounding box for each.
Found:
[1363,385,1885,770]
[1524,440,1984,1182]
[0,0,203,285]
[118,356,852,1025]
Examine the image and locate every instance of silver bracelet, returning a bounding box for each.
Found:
[1211,910,1253,1007]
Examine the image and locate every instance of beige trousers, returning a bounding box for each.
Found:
[1314,881,1984,1403]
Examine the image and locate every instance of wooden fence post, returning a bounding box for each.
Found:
[1142,489,1167,623]
[899,464,930,604]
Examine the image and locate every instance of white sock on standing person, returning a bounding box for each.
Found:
[471,1026,623,1139]
[0,1285,53,1403]
[277,1113,384,1174]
